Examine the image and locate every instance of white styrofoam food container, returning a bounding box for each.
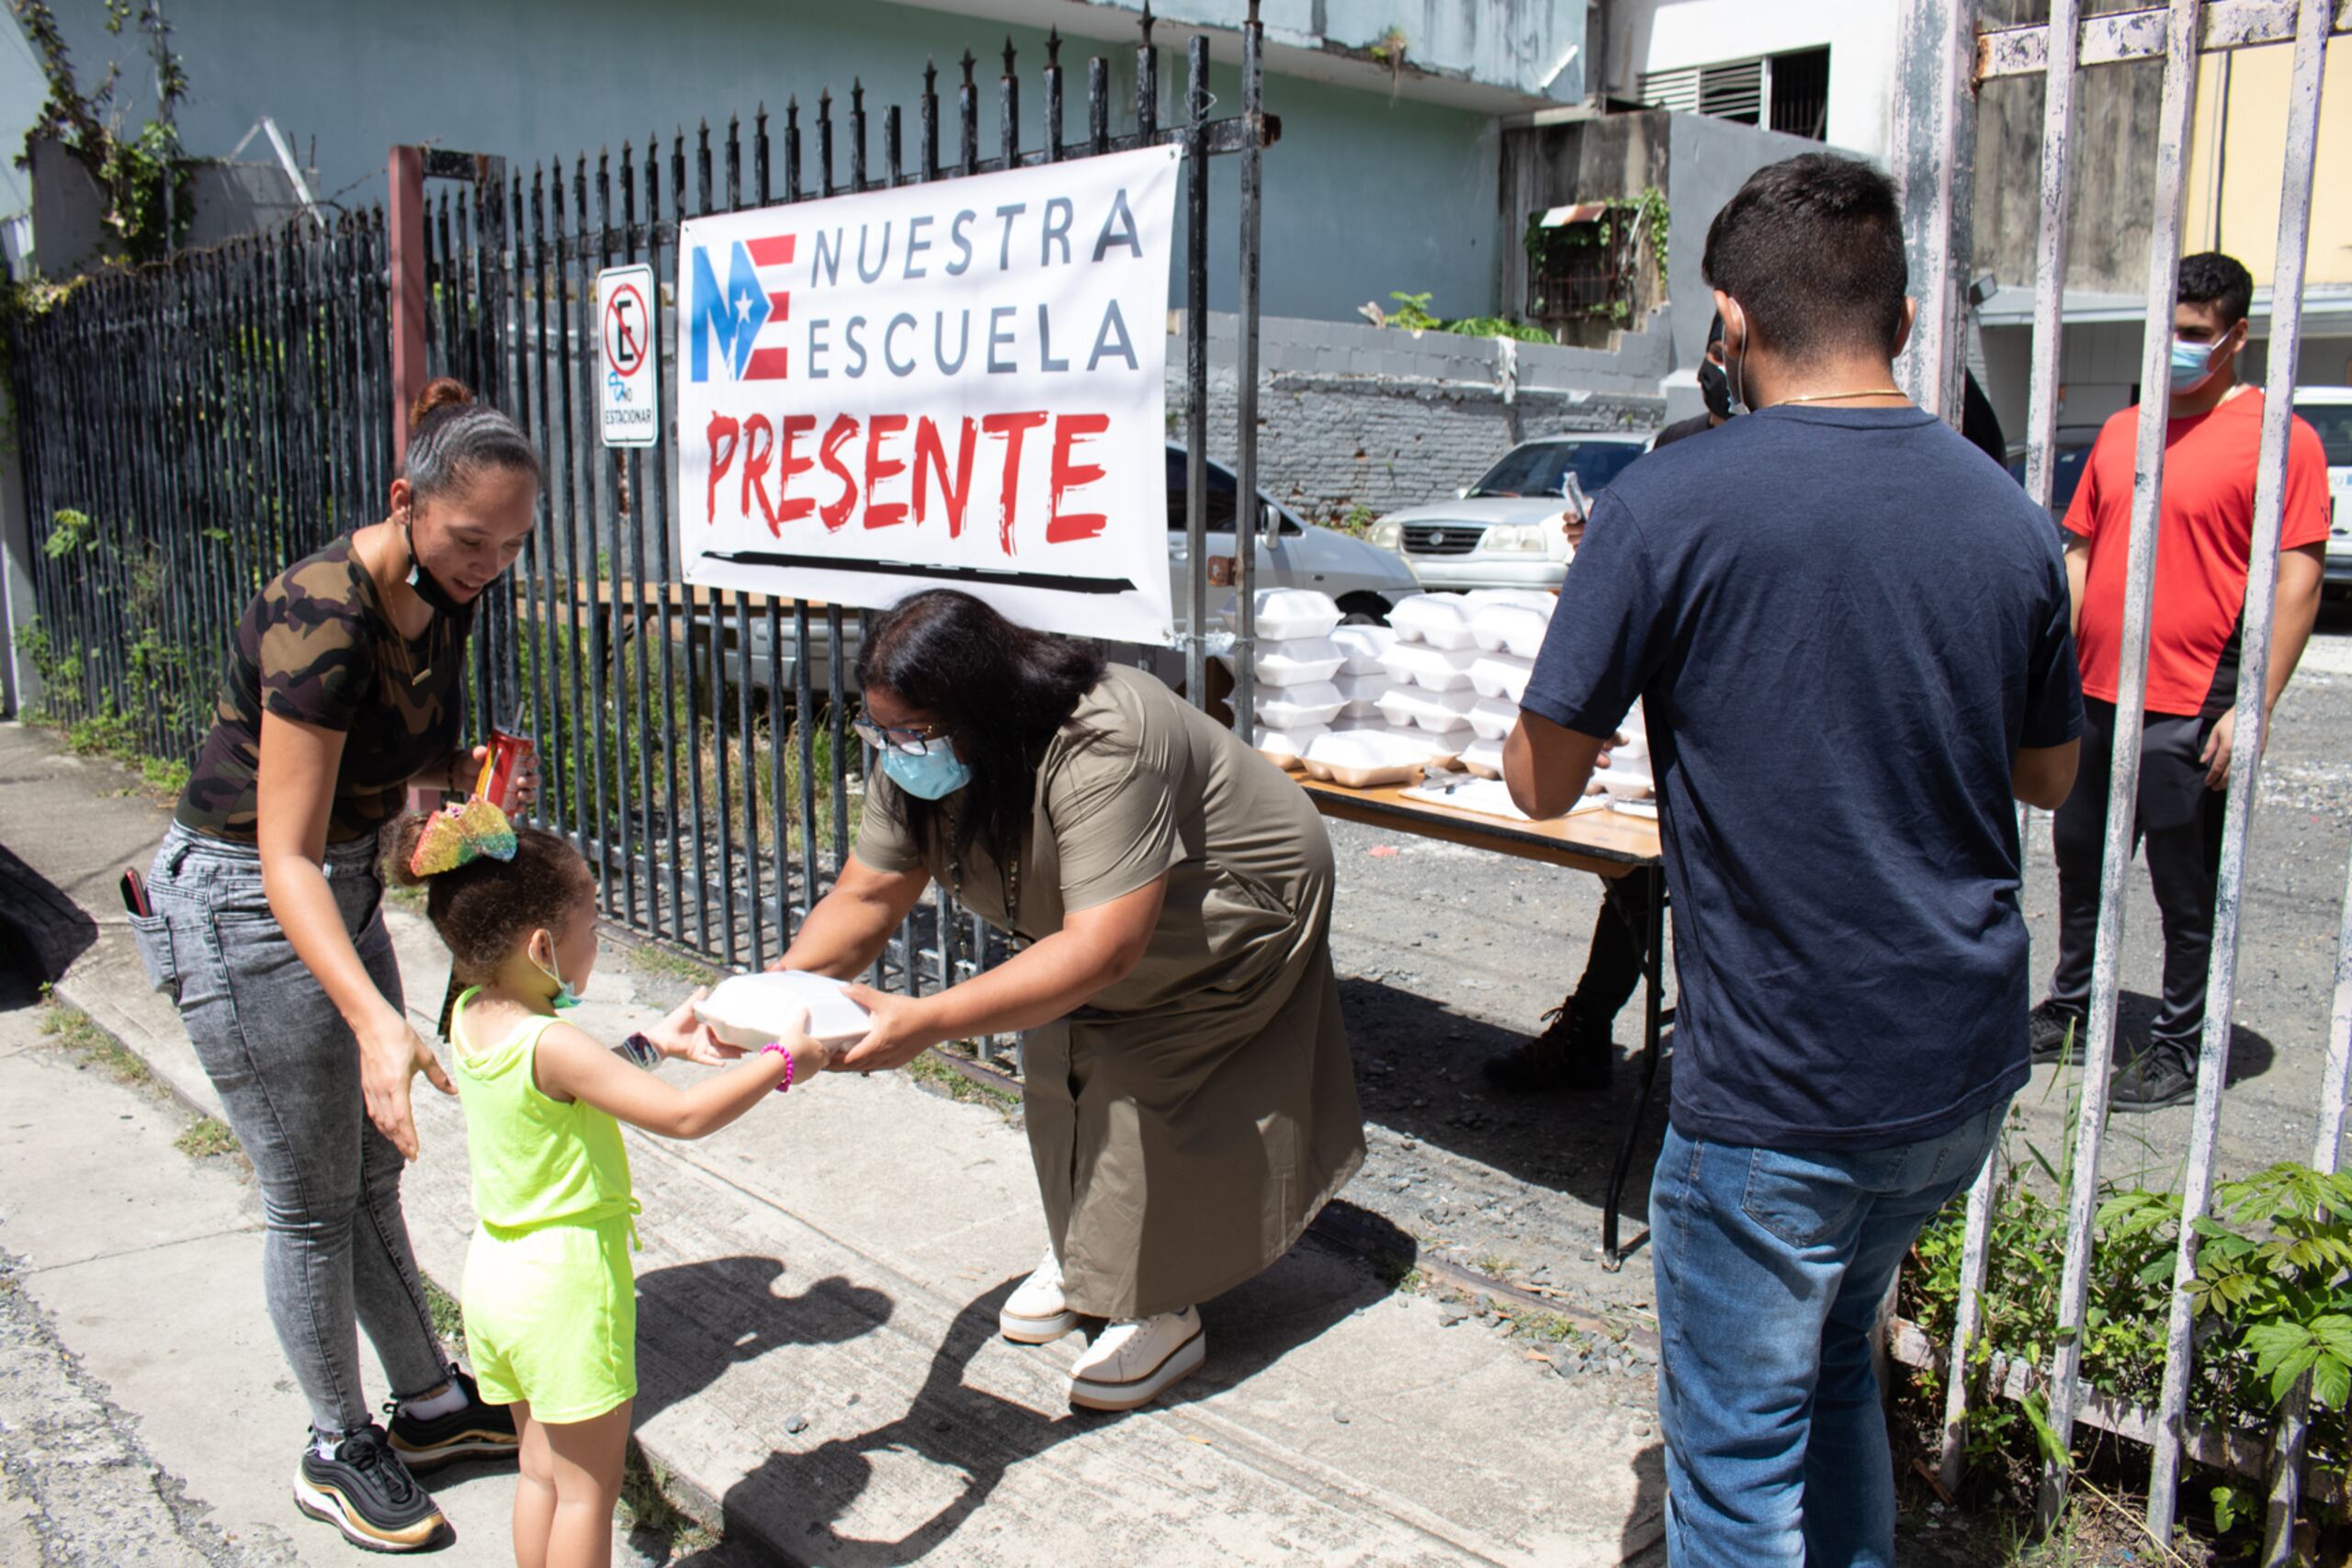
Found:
[1255,680,1348,728]
[1252,722,1328,770]
[1329,624,1396,675]
[1469,653,1535,704]
[1467,696,1521,742]
[1389,592,1479,650]
[1464,590,1558,613]
[695,971,872,1048]
[1300,729,1437,789]
[1375,684,1476,734]
[1378,641,1480,692]
[1460,734,1506,779]
[1470,603,1551,660]
[1250,636,1346,687]
[1331,669,1389,716]
[1223,588,1343,642]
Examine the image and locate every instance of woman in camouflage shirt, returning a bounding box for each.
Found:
[131,379,577,1550]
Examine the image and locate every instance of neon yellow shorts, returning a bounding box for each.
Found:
[461,1216,636,1424]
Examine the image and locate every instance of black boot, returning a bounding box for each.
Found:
[1483,1000,1612,1092]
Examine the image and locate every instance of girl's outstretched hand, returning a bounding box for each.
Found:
[645,988,744,1066]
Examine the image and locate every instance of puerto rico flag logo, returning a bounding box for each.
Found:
[688,234,795,382]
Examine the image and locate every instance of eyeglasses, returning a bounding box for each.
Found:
[851,715,947,757]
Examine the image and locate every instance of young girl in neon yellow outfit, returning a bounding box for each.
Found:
[388,808,832,1568]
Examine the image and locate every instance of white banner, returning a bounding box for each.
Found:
[678,144,1182,642]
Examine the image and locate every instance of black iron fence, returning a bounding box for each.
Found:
[8,12,1269,1055]
[10,213,395,765]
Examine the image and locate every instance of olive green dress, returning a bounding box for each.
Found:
[854,664,1366,1320]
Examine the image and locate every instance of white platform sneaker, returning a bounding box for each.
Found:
[1068,1305,1205,1412]
[999,1246,1079,1344]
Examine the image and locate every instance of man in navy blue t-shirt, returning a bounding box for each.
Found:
[1503,154,2082,1567]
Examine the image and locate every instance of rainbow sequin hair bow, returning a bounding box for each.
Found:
[408,752,520,877]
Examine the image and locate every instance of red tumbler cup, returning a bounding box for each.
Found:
[482,729,535,814]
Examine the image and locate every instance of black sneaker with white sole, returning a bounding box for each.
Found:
[386,1368,518,1470]
[295,1422,446,1552]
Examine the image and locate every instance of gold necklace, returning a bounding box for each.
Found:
[1770,389,1907,406]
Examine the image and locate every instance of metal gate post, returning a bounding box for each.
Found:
[1893,0,1981,425]
[1233,3,1263,740]
[2154,0,2331,1548]
[388,145,428,462]
[2041,0,2206,1529]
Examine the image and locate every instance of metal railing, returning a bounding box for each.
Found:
[7,7,1271,1071]
[8,214,395,765]
[1896,1,2349,1556]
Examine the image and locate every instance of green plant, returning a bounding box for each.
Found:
[1522,186,1669,327]
[41,507,94,557]
[172,1116,238,1159]
[1375,290,1553,344]
[423,1277,465,1344]
[1906,1141,2352,1535]
[907,1045,1023,1122]
[1367,25,1408,99]
[40,998,151,1084]
[12,0,193,265]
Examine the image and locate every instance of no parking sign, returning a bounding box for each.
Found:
[597,264,657,447]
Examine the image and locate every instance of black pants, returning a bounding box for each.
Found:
[1573,873,1656,1023]
[2049,698,2228,1048]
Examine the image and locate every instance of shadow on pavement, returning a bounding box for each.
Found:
[715,1228,1396,1566]
[631,1256,896,1429]
[1338,974,1673,1222]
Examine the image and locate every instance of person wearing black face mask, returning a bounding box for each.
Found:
[1657,313,1737,451]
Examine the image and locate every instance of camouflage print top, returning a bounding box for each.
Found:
[176,534,472,844]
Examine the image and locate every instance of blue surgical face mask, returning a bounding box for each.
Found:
[2168,336,2221,394]
[532,942,582,1010]
[881,736,972,801]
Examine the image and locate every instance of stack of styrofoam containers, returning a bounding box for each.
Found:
[1450,591,1555,778]
[1363,592,1487,768]
[1224,589,1350,771]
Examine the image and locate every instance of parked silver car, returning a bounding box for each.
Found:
[1364,434,1654,592]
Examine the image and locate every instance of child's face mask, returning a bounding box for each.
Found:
[529,927,594,1011]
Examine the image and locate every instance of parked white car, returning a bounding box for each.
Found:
[1364,434,1655,592]
[2291,387,2352,596]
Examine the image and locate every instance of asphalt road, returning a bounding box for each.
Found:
[1323,601,2352,1317]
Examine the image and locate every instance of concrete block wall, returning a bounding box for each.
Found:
[1168,311,1668,523]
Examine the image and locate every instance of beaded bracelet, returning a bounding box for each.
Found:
[761,1041,796,1094]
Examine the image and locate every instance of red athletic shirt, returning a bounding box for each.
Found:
[2064,389,2332,716]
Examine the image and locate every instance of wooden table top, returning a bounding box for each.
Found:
[1296,774,1662,878]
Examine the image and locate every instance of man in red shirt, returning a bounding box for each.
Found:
[2034,252,2331,1109]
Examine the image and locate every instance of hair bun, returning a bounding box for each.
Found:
[409,377,475,432]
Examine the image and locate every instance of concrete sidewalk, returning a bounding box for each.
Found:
[0,722,1667,1566]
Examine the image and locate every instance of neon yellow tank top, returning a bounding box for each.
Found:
[450,988,636,1234]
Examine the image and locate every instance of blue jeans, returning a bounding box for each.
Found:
[134,823,449,1436]
[1649,1100,2006,1568]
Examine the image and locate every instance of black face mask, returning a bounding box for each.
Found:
[1697,356,1735,422]
[401,513,472,618]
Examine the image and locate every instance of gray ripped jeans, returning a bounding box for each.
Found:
[133,822,448,1436]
